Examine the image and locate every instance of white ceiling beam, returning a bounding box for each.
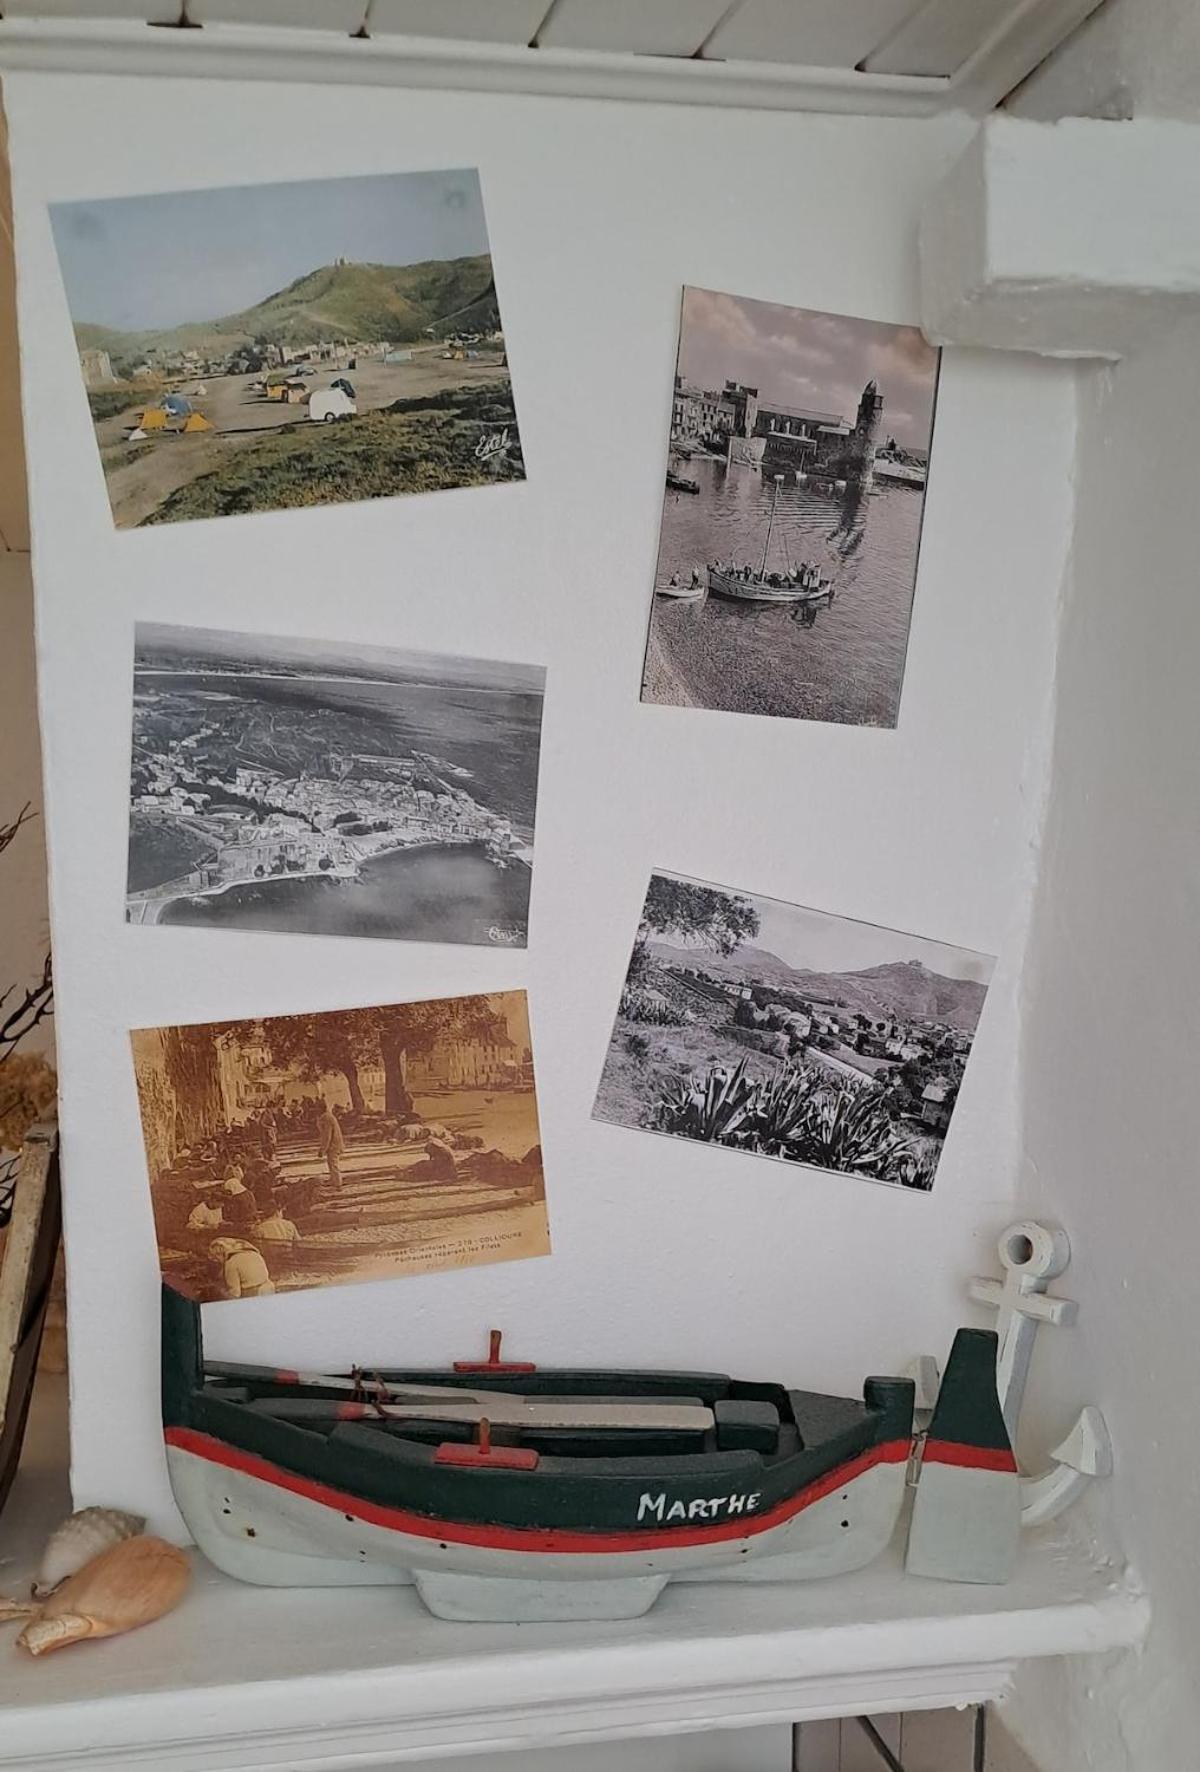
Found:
[921,117,1200,359]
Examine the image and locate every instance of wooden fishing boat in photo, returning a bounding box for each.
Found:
[162,1282,916,1621]
[665,470,700,495]
[706,474,835,607]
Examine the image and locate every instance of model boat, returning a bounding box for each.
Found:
[162,1283,917,1620]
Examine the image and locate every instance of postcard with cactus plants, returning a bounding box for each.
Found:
[50,168,522,528]
[593,872,993,1191]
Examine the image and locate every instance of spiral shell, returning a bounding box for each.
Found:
[34,1507,146,1598]
[17,1535,190,1657]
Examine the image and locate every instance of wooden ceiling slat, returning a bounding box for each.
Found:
[188,0,367,28]
[863,0,1015,76]
[366,0,553,45]
[703,0,927,71]
[536,0,734,58]
[2,0,181,20]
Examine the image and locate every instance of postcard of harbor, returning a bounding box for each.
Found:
[51,169,523,527]
[593,872,993,1191]
[643,287,941,728]
[126,622,544,947]
[131,990,549,1303]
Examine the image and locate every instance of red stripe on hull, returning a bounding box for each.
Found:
[922,1439,1018,1475]
[164,1426,910,1556]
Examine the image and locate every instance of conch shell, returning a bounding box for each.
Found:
[34,1507,146,1598]
[15,1535,190,1656]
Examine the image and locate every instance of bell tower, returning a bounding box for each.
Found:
[855,379,884,438]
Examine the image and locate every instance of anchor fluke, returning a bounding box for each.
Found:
[1019,1406,1113,1528]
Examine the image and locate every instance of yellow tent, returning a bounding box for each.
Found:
[182,413,213,433]
[138,407,168,430]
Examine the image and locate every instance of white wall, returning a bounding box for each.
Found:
[998,320,1200,1772]
[6,72,1076,1530]
[1010,0,1200,120]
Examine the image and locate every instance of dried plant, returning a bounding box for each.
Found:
[0,803,55,1228]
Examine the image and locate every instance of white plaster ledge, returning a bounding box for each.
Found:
[920,117,1200,359]
[0,1380,1149,1771]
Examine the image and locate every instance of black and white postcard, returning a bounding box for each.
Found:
[593,871,993,1191]
[127,623,544,948]
[51,169,522,528]
[642,287,941,728]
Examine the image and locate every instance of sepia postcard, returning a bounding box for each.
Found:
[643,287,941,729]
[131,990,549,1303]
[51,169,523,527]
[593,871,993,1191]
[127,623,544,948]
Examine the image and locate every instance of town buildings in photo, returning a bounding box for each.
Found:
[131,990,549,1303]
[52,169,522,527]
[643,287,941,728]
[127,623,544,948]
[594,871,993,1191]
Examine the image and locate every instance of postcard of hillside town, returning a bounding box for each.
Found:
[131,990,549,1304]
[127,622,544,948]
[642,287,941,729]
[50,169,523,528]
[593,872,993,1192]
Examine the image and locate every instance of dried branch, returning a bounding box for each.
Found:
[0,802,35,861]
[0,952,53,1064]
[0,1151,17,1229]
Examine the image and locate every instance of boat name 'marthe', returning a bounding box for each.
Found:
[637,1490,762,1524]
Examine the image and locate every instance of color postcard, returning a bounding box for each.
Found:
[132,990,549,1303]
[51,169,523,527]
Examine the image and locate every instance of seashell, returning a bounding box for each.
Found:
[34,1507,147,1598]
[17,1535,190,1657]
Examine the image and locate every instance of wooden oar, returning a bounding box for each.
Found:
[250,1396,715,1433]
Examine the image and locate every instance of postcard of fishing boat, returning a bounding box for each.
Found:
[644,287,941,728]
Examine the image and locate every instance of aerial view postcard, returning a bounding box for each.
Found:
[127,622,544,948]
[131,989,549,1303]
[50,168,522,527]
[594,871,992,1191]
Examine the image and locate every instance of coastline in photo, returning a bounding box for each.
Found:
[643,287,941,729]
[131,990,549,1303]
[127,622,544,948]
[51,169,523,528]
[594,871,993,1192]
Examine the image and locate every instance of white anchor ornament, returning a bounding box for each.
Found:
[910,1220,1111,1547]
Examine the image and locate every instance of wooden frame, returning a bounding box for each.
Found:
[0,1121,60,1516]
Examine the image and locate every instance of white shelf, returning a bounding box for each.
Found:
[0,1379,1147,1771]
